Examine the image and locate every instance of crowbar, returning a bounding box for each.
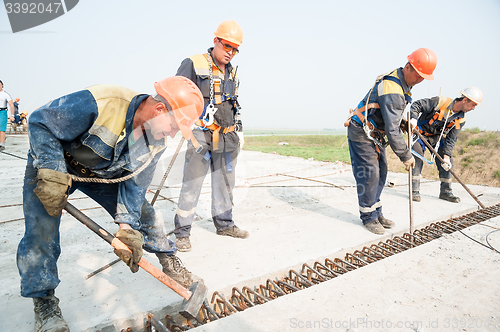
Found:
[412,128,485,209]
[64,202,207,320]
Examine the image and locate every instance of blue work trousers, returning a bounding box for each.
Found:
[348,123,387,225]
[174,137,238,238]
[412,139,453,193]
[17,156,175,298]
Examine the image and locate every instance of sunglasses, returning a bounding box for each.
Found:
[218,39,239,55]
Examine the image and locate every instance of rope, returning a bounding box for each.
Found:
[70,146,162,184]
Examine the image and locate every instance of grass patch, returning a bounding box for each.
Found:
[244,135,350,162]
[468,137,487,146]
[244,130,500,187]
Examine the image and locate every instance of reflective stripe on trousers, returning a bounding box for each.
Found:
[174,139,238,238]
[348,124,387,225]
[411,141,453,193]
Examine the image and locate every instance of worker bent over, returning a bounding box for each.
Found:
[409,87,482,203]
[346,48,437,235]
[17,77,204,332]
[173,20,248,252]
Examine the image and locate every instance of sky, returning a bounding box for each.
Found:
[1,0,500,130]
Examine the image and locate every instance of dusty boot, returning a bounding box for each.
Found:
[364,220,385,235]
[378,215,395,229]
[216,225,249,238]
[412,191,421,202]
[33,291,70,332]
[439,192,460,203]
[156,253,203,288]
[175,237,192,252]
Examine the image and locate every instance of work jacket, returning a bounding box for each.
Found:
[410,96,466,157]
[28,85,167,227]
[176,47,240,130]
[351,68,412,162]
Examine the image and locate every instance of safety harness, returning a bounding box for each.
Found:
[190,53,238,153]
[345,72,412,149]
[416,97,465,137]
[412,97,465,163]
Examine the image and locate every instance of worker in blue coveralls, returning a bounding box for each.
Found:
[409,87,482,203]
[346,48,437,235]
[173,20,248,252]
[17,77,204,332]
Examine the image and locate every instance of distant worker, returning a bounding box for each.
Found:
[173,20,247,251]
[10,110,28,131]
[0,80,15,151]
[13,97,20,116]
[17,77,204,332]
[345,48,437,235]
[409,87,482,203]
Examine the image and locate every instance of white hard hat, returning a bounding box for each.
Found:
[460,87,482,105]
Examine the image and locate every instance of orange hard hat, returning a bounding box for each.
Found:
[407,48,437,80]
[15,98,20,102]
[154,76,203,140]
[21,110,28,115]
[214,20,243,46]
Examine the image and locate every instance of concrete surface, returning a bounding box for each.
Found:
[1,134,500,331]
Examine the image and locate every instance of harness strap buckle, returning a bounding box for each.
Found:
[201,104,217,127]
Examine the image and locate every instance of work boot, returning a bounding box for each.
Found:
[216,225,249,239]
[378,215,395,229]
[439,192,460,203]
[33,291,70,332]
[175,237,192,252]
[364,220,385,235]
[156,253,203,288]
[0,145,5,151]
[412,191,421,202]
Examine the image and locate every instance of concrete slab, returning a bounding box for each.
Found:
[1,134,499,331]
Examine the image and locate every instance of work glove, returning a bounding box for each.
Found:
[113,229,144,273]
[441,158,452,172]
[399,118,409,134]
[403,156,415,171]
[237,131,245,149]
[33,169,72,217]
[410,118,418,130]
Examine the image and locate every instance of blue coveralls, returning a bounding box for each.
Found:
[17,85,175,298]
[348,68,413,225]
[173,48,241,238]
[410,96,465,194]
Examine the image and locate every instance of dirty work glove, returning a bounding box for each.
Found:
[237,131,245,149]
[33,169,72,217]
[399,118,409,133]
[441,159,452,172]
[114,229,144,273]
[403,156,415,171]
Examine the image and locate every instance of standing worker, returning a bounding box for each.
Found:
[346,48,437,235]
[409,87,482,203]
[13,97,20,116]
[17,77,204,332]
[173,20,247,251]
[0,80,15,150]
